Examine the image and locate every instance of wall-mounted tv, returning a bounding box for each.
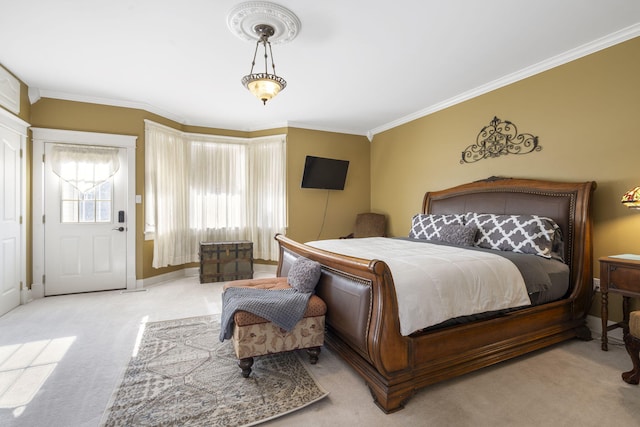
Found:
[301,155,349,190]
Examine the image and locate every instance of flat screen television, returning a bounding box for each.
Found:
[300,155,349,190]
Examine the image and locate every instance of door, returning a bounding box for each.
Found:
[43,143,128,295]
[0,125,22,315]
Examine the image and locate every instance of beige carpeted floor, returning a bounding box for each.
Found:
[0,265,638,427]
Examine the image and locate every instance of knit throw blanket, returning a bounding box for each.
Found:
[219,287,312,341]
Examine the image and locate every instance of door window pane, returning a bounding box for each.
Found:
[61,201,79,222]
[96,201,111,222]
[61,180,112,223]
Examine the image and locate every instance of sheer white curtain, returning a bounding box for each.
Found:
[145,121,286,268]
[145,123,191,267]
[189,139,248,244]
[50,144,120,193]
[247,137,287,260]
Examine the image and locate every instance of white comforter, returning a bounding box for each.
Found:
[306,237,531,336]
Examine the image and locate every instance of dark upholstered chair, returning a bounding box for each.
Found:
[341,212,386,239]
[623,311,640,385]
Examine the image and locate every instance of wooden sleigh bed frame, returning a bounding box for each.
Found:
[275,177,596,413]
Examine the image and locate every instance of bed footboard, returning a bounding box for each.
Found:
[276,233,415,411]
[280,245,373,358]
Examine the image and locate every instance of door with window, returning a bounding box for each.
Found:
[43,143,127,296]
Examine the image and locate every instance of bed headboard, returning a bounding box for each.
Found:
[422,177,596,270]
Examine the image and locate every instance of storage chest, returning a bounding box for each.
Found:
[199,241,253,283]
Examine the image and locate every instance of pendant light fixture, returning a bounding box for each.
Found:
[241,24,286,105]
[227,2,300,105]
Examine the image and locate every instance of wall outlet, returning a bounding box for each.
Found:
[593,277,601,292]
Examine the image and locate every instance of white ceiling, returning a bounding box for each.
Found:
[2,1,640,138]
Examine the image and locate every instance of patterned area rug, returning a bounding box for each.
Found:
[101,315,328,426]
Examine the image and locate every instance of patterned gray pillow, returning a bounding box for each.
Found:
[408,213,466,240]
[465,213,561,258]
[288,257,321,293]
[433,224,478,246]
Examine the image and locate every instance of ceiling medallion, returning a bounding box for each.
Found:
[227,1,301,45]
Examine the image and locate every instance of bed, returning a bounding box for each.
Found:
[274,177,596,413]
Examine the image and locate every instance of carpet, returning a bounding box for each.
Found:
[100,315,329,426]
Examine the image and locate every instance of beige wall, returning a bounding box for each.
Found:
[371,36,640,320]
[9,36,640,321]
[29,98,250,280]
[27,99,370,279]
[286,128,371,242]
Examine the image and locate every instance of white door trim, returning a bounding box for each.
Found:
[0,108,28,311]
[31,128,137,295]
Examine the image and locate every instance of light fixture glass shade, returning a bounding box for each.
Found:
[242,73,286,105]
[621,186,640,209]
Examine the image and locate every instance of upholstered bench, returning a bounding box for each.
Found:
[223,276,326,378]
[623,311,640,385]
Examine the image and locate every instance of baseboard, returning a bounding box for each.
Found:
[24,264,278,303]
[30,283,45,300]
[138,267,199,288]
[138,263,278,288]
[21,287,34,304]
[586,314,624,343]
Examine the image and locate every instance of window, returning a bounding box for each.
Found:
[49,143,119,224]
[145,120,286,267]
[61,180,112,223]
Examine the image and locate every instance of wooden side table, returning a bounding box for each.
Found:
[600,256,640,351]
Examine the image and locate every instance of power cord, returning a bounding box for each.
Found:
[316,190,330,240]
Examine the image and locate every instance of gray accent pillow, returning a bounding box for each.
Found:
[408,213,465,240]
[465,213,561,259]
[433,224,478,246]
[288,257,322,293]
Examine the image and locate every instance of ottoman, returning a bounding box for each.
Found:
[223,277,326,377]
[623,310,640,385]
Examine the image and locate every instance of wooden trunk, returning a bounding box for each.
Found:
[199,241,253,283]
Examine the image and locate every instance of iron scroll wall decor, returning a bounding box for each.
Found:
[460,116,541,164]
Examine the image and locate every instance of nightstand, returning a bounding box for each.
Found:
[599,256,640,351]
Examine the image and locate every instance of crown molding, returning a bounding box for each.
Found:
[28,25,639,142]
[32,88,188,125]
[29,88,368,136]
[368,23,640,140]
[283,121,367,137]
[27,86,40,104]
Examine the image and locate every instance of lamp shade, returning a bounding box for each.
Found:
[242,73,286,105]
[621,186,640,209]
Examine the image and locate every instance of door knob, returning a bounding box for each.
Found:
[112,226,125,232]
